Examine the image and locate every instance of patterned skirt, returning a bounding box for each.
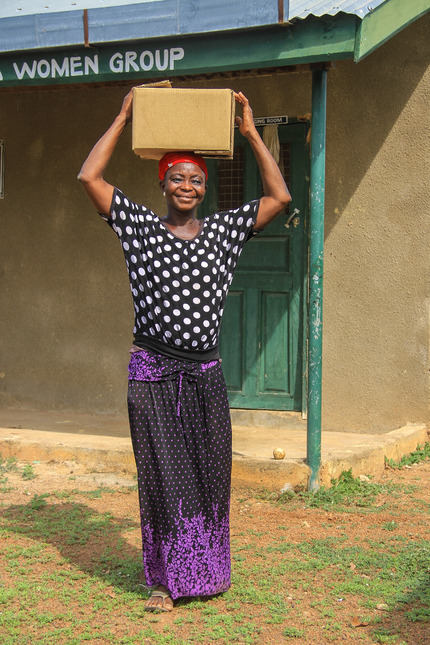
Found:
[127,349,232,600]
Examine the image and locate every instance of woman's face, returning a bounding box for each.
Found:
[160,162,207,213]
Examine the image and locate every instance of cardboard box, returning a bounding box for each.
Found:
[132,86,235,160]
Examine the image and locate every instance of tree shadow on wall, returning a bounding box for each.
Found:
[324,14,430,240]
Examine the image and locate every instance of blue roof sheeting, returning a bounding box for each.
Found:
[0,11,84,52]
[0,0,386,54]
[180,1,279,35]
[89,0,280,43]
[0,0,154,18]
[88,1,178,43]
[1,0,281,52]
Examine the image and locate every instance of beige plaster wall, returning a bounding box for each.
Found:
[323,14,430,431]
[0,15,428,432]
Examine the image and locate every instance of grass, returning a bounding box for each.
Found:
[385,443,430,469]
[0,453,429,644]
[372,629,407,644]
[0,456,18,488]
[50,485,138,500]
[282,626,305,638]
[257,467,410,512]
[21,464,37,480]
[0,455,18,473]
[0,456,38,492]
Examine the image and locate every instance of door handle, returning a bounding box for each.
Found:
[285,208,300,228]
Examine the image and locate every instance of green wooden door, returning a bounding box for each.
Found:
[201,123,308,410]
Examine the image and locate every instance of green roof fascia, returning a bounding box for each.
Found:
[0,14,357,88]
[354,0,430,62]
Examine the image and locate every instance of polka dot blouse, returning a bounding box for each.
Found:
[102,188,259,353]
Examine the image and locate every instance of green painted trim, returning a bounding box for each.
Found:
[0,15,357,88]
[355,0,430,62]
[287,130,308,411]
[228,393,296,410]
[301,121,311,419]
[307,68,327,491]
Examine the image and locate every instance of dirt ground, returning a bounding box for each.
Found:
[1,456,429,644]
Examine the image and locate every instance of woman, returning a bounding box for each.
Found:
[78,89,291,612]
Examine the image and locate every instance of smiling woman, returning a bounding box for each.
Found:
[159,153,208,234]
[78,87,290,613]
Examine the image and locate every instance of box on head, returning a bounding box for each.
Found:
[132,81,235,160]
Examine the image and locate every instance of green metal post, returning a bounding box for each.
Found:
[307,68,327,490]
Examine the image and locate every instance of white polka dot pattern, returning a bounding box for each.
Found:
[105,188,259,350]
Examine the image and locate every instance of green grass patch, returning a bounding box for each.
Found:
[372,629,406,644]
[21,464,37,480]
[0,456,40,484]
[29,493,50,510]
[49,485,137,501]
[385,443,430,469]
[258,468,401,511]
[282,626,305,638]
[0,455,18,474]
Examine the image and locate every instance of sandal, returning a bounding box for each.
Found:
[145,588,173,612]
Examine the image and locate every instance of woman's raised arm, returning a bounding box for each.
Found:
[234,92,291,229]
[78,90,133,216]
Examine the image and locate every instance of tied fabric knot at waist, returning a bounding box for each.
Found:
[128,349,219,417]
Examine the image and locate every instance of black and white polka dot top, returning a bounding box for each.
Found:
[103,188,259,357]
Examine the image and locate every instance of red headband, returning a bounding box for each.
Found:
[159,151,208,181]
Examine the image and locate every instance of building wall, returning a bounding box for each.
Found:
[323,14,430,431]
[0,14,428,431]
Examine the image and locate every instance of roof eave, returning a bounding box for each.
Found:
[354,0,430,62]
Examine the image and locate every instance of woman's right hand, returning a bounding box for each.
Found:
[120,89,134,124]
[78,88,135,216]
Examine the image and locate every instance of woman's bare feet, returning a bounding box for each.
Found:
[144,585,174,612]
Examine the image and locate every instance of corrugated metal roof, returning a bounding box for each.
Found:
[0,0,386,21]
[289,1,386,20]
[0,0,413,56]
[0,1,281,52]
[0,0,157,18]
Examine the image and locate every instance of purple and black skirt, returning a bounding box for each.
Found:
[127,349,232,600]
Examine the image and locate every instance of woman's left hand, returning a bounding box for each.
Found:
[234,92,257,139]
[233,91,291,230]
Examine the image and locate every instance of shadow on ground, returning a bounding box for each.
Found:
[0,497,148,597]
[372,573,430,645]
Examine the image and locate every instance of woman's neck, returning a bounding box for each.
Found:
[160,213,202,240]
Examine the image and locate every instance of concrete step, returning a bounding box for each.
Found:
[0,408,428,490]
